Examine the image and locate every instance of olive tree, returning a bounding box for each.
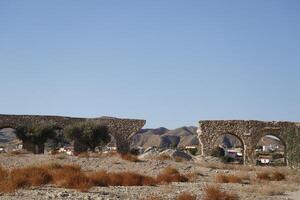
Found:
[15,124,57,154]
[64,121,110,153]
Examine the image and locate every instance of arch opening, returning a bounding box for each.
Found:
[255,134,286,166]
[0,128,22,153]
[211,133,244,164]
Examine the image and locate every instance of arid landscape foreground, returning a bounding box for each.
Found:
[0,152,299,200]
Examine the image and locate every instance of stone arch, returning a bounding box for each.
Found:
[212,132,246,164]
[253,131,287,165]
[0,127,20,152]
[198,120,300,166]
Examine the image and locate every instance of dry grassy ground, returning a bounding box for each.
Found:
[0,153,299,200]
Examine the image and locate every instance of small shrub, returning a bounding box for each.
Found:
[271,171,285,181]
[256,171,285,181]
[156,167,188,183]
[0,166,52,192]
[144,196,164,200]
[119,172,146,186]
[9,150,27,156]
[221,156,235,163]
[155,154,172,161]
[256,172,271,181]
[89,170,110,186]
[186,172,199,182]
[176,192,196,200]
[186,148,198,156]
[59,171,92,192]
[216,174,242,184]
[203,185,239,200]
[211,147,225,157]
[0,166,8,178]
[174,156,185,162]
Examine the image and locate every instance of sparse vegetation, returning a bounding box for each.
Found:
[211,147,225,157]
[156,167,188,184]
[14,124,57,154]
[176,192,196,200]
[256,171,285,181]
[64,121,110,152]
[215,174,243,184]
[202,185,239,200]
[0,164,191,193]
[156,154,173,161]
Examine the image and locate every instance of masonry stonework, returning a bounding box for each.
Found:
[198,120,300,166]
[0,114,145,154]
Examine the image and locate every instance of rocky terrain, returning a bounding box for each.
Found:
[0,152,299,200]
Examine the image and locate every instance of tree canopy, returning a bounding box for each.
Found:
[15,123,57,144]
[64,121,110,152]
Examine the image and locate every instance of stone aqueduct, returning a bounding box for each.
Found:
[1,114,300,166]
[198,120,300,166]
[0,114,145,153]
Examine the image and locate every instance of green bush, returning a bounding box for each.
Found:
[221,156,235,163]
[64,121,110,152]
[211,147,225,157]
[186,148,198,156]
[15,124,56,144]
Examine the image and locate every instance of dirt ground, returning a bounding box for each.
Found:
[0,153,299,200]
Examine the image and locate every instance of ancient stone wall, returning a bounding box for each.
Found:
[198,120,300,166]
[0,114,146,153]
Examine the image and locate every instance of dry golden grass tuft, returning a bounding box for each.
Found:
[154,154,186,162]
[256,171,270,181]
[271,171,285,181]
[176,192,197,200]
[0,165,8,178]
[0,166,53,193]
[0,164,191,193]
[256,171,285,181]
[156,167,188,184]
[120,153,140,162]
[9,150,28,156]
[185,172,199,182]
[0,166,11,193]
[174,156,185,163]
[215,174,243,184]
[202,185,239,200]
[48,164,92,192]
[143,196,164,200]
[155,154,173,161]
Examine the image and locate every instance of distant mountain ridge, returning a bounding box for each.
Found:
[131,126,199,148]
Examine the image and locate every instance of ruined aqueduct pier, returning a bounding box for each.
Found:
[198,120,300,166]
[0,114,146,153]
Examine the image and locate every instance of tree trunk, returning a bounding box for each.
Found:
[73,139,88,154]
[22,139,44,154]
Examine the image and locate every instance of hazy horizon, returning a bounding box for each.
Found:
[1,1,300,128]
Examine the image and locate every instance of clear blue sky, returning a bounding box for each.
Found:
[0,1,299,128]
